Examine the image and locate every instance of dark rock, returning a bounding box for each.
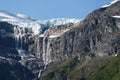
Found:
[0,58,34,80]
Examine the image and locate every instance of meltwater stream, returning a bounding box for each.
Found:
[14,26,26,60]
[14,26,51,79]
[38,36,47,78]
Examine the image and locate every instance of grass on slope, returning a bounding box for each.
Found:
[40,53,120,80]
[89,53,120,80]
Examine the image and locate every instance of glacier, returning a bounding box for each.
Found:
[0,11,81,35]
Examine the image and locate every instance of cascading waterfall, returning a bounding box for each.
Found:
[38,36,52,78]
[36,35,40,58]
[42,37,47,69]
[37,35,43,78]
[46,38,52,65]
[14,26,26,60]
[38,70,43,78]
[38,37,46,78]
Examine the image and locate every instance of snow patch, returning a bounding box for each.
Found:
[40,18,80,27]
[49,29,71,38]
[39,34,44,37]
[112,15,120,18]
[102,0,119,8]
[0,12,14,19]
[16,13,27,18]
[49,35,59,38]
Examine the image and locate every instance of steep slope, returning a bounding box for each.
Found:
[36,0,120,67]
[53,0,120,58]
[0,0,120,80]
[39,0,120,80]
[0,11,80,80]
[40,52,120,80]
[89,53,120,80]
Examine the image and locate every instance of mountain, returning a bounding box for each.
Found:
[0,0,120,80]
[39,0,120,80]
[0,10,80,80]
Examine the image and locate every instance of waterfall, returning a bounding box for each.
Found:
[37,37,46,78]
[42,37,47,69]
[46,38,52,65]
[38,36,48,78]
[42,36,52,66]
[14,26,26,60]
[36,35,40,58]
[38,70,43,78]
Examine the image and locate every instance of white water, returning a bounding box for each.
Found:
[42,36,52,66]
[36,36,40,58]
[43,37,47,69]
[37,37,46,78]
[38,36,49,78]
[14,26,26,60]
[38,70,43,78]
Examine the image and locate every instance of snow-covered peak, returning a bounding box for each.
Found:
[0,12,14,19]
[0,10,34,21]
[102,0,119,8]
[16,14,27,19]
[0,11,81,35]
[39,18,80,27]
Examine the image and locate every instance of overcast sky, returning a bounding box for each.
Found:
[0,0,113,20]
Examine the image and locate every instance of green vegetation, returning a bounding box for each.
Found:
[40,56,81,80]
[89,53,120,80]
[40,53,120,80]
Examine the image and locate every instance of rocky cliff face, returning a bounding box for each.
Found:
[0,19,79,79]
[0,0,120,80]
[38,0,120,64]
[0,22,40,79]
[0,58,34,80]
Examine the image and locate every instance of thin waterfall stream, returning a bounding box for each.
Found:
[14,26,26,61]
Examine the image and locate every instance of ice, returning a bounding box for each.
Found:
[0,11,81,35]
[112,15,120,18]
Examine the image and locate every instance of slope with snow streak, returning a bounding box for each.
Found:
[0,10,34,20]
[102,0,119,8]
[0,12,14,19]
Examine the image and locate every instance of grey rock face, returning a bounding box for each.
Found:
[38,0,120,64]
[0,21,42,79]
[0,1,120,80]
[0,58,34,80]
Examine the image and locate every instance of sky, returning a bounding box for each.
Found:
[0,0,113,20]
